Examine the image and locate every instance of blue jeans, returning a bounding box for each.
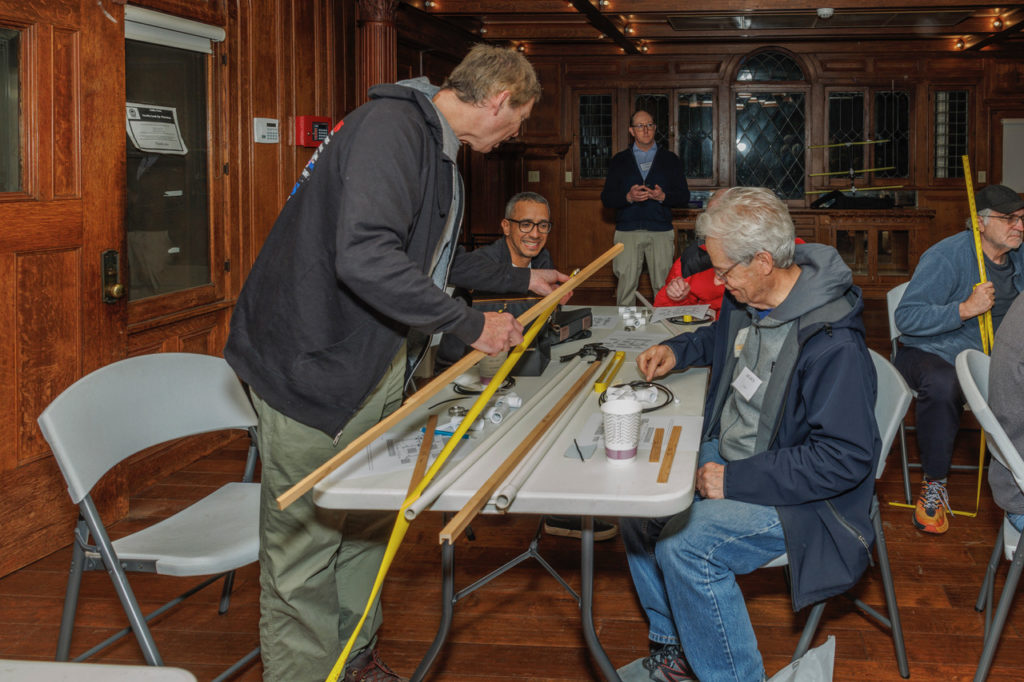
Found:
[620,440,786,682]
[1008,512,1024,532]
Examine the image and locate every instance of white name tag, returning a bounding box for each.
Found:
[731,366,762,402]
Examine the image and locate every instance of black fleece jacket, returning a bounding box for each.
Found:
[225,82,521,438]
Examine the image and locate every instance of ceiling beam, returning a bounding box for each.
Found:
[568,0,639,54]
[964,9,1024,50]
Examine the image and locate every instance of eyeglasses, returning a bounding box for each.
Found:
[988,213,1024,227]
[508,218,553,234]
[712,261,741,282]
[630,123,656,131]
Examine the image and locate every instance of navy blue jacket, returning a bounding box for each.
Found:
[600,145,689,231]
[665,264,879,611]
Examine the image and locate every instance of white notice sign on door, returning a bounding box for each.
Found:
[126,103,187,155]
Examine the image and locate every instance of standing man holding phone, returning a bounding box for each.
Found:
[601,109,689,305]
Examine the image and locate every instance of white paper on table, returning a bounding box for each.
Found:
[589,314,618,330]
[563,413,704,459]
[599,331,671,352]
[651,304,711,324]
[328,430,459,480]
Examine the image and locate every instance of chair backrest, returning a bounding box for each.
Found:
[869,349,913,480]
[38,353,257,504]
[886,282,910,355]
[956,349,1024,491]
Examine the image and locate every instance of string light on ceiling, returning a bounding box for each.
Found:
[955,37,966,49]
[993,16,1004,30]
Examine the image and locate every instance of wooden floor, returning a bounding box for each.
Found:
[2,297,1023,681]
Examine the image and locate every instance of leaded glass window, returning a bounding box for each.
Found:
[633,93,669,150]
[678,92,713,179]
[735,92,806,200]
[736,50,804,82]
[827,92,864,175]
[579,94,612,179]
[0,27,20,193]
[935,89,968,179]
[875,91,910,177]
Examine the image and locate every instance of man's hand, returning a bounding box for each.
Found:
[960,281,996,320]
[627,184,650,203]
[663,276,691,302]
[636,344,677,381]
[648,184,666,203]
[528,269,571,301]
[471,312,524,355]
[696,462,725,499]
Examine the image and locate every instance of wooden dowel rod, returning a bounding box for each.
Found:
[438,360,604,544]
[276,242,624,510]
[649,427,664,463]
[406,414,438,498]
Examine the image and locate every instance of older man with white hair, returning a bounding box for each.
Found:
[618,187,880,682]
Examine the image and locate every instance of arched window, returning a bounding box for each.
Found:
[734,49,807,200]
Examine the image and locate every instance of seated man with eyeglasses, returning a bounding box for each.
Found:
[601,109,690,305]
[894,184,1024,535]
[445,192,617,541]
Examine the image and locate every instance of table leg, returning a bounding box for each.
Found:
[580,516,621,681]
[412,539,455,682]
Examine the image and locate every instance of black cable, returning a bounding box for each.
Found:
[452,376,516,395]
[597,380,674,413]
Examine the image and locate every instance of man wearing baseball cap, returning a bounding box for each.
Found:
[894,184,1024,534]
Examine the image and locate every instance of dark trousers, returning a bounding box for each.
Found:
[894,346,965,480]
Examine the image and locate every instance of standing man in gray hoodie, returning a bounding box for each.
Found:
[225,45,564,681]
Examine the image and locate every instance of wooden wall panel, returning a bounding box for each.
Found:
[529,61,562,142]
[563,190,616,291]
[0,457,76,578]
[16,250,80,468]
[51,28,79,199]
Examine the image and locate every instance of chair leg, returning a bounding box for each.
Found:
[79,498,163,666]
[898,422,912,505]
[56,517,89,661]
[219,570,236,614]
[871,498,910,678]
[792,602,826,661]
[977,524,1004,644]
[974,540,1024,682]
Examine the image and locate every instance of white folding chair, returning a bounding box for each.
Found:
[889,281,978,505]
[955,348,1024,682]
[761,349,911,677]
[886,282,917,504]
[37,353,261,680]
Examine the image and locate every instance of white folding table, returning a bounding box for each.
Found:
[314,306,709,680]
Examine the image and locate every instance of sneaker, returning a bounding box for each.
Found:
[617,643,696,682]
[343,647,407,682]
[543,515,618,541]
[913,478,953,534]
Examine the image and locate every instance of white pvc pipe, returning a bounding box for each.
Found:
[403,360,585,521]
[494,355,609,510]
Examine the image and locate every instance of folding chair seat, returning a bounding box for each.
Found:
[37,352,261,680]
[760,349,911,678]
[954,349,1024,682]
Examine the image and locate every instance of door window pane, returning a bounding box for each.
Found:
[633,93,669,150]
[0,28,20,193]
[678,92,713,179]
[935,90,968,179]
[735,92,806,200]
[579,94,612,179]
[874,90,910,177]
[125,39,209,300]
[827,92,864,175]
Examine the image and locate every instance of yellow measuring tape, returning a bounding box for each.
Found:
[593,351,625,393]
[889,154,989,517]
[324,302,559,682]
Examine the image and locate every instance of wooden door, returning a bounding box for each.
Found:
[0,0,126,575]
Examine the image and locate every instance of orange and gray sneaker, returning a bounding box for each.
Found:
[913,478,953,534]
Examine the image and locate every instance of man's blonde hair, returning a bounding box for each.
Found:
[442,44,541,108]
